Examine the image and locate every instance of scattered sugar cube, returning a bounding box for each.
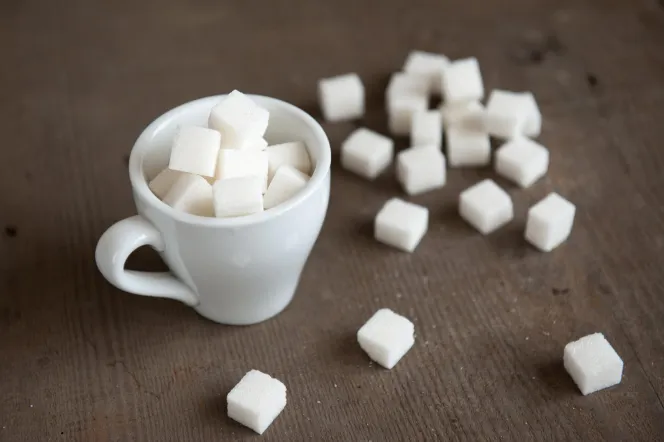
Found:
[318,73,364,122]
[459,179,513,234]
[388,95,428,136]
[374,198,428,253]
[441,57,484,103]
[403,50,449,94]
[266,141,311,183]
[440,101,485,131]
[168,126,221,178]
[162,173,214,217]
[411,110,442,148]
[341,128,393,180]
[386,72,430,106]
[227,369,287,435]
[216,149,269,192]
[357,308,415,369]
[521,92,542,137]
[396,146,446,195]
[446,127,491,167]
[525,192,576,252]
[564,333,623,395]
[485,90,530,139]
[495,137,549,188]
[212,176,264,218]
[208,90,269,148]
[263,165,310,210]
[148,168,184,199]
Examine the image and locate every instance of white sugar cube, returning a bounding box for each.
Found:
[357,308,415,369]
[239,136,268,151]
[459,179,513,234]
[212,176,263,218]
[411,110,442,148]
[485,90,530,139]
[341,128,393,180]
[148,168,184,199]
[403,50,450,94]
[521,92,542,137]
[168,126,221,178]
[227,369,287,435]
[386,72,430,105]
[216,149,269,192]
[374,198,428,253]
[396,146,446,195]
[564,333,623,395]
[440,100,485,131]
[525,192,576,252]
[263,165,310,210]
[162,173,214,217]
[388,94,428,136]
[208,90,269,148]
[446,127,491,167]
[495,137,549,188]
[441,57,484,103]
[318,73,364,122]
[266,141,311,183]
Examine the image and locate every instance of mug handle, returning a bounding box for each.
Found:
[95,215,199,306]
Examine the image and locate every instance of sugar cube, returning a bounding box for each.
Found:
[212,176,264,218]
[396,146,446,195]
[525,192,576,252]
[208,90,269,148]
[386,72,430,106]
[318,73,364,122]
[441,57,484,103]
[148,168,184,199]
[239,136,268,151]
[521,92,542,137]
[162,173,214,217]
[341,128,393,180]
[459,179,513,234]
[495,137,549,188]
[357,308,415,369]
[485,90,530,139]
[440,100,485,131]
[374,198,428,253]
[403,50,450,94]
[411,110,443,148]
[263,165,310,210]
[227,369,287,434]
[564,333,623,395]
[216,149,269,192]
[388,94,428,136]
[266,141,311,183]
[168,125,221,178]
[446,127,491,167]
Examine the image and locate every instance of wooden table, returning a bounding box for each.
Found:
[2,0,664,440]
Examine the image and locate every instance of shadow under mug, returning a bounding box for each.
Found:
[95,95,331,325]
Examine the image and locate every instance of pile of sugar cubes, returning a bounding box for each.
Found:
[148,90,312,218]
[318,52,576,253]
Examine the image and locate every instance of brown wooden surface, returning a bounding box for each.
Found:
[2,0,664,440]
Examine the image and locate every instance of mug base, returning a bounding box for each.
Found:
[193,297,294,326]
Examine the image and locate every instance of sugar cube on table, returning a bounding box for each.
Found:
[388,94,428,136]
[485,90,530,139]
[208,90,269,148]
[318,73,364,122]
[386,72,430,106]
[374,198,428,253]
[403,50,450,94]
[564,333,623,395]
[521,92,542,138]
[148,168,184,199]
[446,127,491,167]
[263,165,310,210]
[525,192,576,252]
[212,176,264,218]
[440,100,485,131]
[411,110,443,148]
[266,141,311,183]
[396,146,446,195]
[168,125,221,178]
[216,149,269,192]
[459,179,513,234]
[441,57,484,103]
[341,128,393,180]
[357,308,415,369]
[227,369,287,435]
[495,137,549,188]
[162,173,214,217]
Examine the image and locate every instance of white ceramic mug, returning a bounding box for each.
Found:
[95,95,331,325]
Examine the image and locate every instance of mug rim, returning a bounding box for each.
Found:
[129,94,331,227]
